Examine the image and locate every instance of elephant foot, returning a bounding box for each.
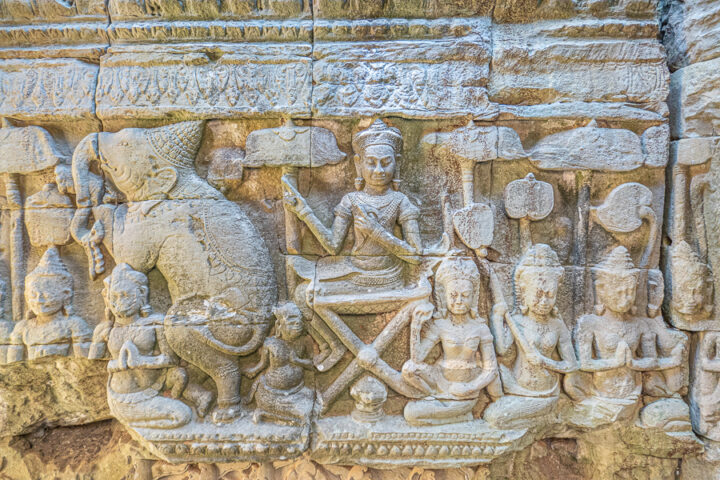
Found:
[211,404,244,424]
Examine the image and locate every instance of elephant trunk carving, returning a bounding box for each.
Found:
[70,133,105,279]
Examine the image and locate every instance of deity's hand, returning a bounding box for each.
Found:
[357,347,380,370]
[448,382,475,399]
[631,357,659,370]
[281,177,311,219]
[491,303,508,323]
[412,302,434,325]
[523,346,544,367]
[352,204,383,237]
[121,340,142,369]
[614,341,631,367]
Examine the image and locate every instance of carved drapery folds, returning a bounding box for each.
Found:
[1,0,719,477]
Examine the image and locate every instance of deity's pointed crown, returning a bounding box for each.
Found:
[27,246,72,289]
[436,254,480,287]
[146,121,204,169]
[515,243,563,283]
[352,119,403,154]
[593,246,638,280]
[671,241,709,276]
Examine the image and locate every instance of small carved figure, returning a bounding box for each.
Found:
[485,244,577,429]
[692,332,720,441]
[243,302,314,426]
[400,256,500,426]
[669,241,713,322]
[7,247,91,363]
[350,375,387,424]
[90,264,194,430]
[566,247,687,426]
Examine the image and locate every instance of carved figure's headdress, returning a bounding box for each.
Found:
[515,244,563,284]
[352,119,403,154]
[671,241,710,279]
[593,246,639,282]
[514,244,563,314]
[146,121,204,169]
[106,263,148,293]
[26,246,72,292]
[434,255,481,318]
[103,263,152,319]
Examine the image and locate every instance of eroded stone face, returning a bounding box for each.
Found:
[0,0,718,478]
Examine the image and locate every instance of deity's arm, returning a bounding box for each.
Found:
[155,323,180,365]
[410,319,439,363]
[635,319,686,371]
[283,177,350,255]
[122,338,174,370]
[575,319,623,372]
[291,347,314,370]
[6,321,26,363]
[368,226,422,263]
[453,333,499,399]
[242,345,269,378]
[70,317,93,358]
[700,334,720,372]
[88,320,113,359]
[486,265,513,355]
[543,319,578,374]
[301,211,351,255]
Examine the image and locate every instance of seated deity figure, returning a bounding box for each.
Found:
[566,246,687,427]
[89,264,195,430]
[283,119,433,371]
[484,244,577,429]
[243,302,314,426]
[692,331,720,441]
[399,255,500,426]
[7,247,91,362]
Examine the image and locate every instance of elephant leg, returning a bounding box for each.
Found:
[164,324,243,423]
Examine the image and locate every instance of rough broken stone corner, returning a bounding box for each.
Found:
[1,0,720,478]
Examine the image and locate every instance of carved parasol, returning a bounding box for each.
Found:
[0,119,68,321]
[244,119,346,254]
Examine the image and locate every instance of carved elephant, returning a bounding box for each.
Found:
[70,121,278,422]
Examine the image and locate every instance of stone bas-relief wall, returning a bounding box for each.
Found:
[0,0,717,478]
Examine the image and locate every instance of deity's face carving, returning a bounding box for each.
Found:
[673,267,712,315]
[26,277,70,317]
[597,273,637,314]
[445,278,474,316]
[357,144,396,188]
[519,273,559,317]
[98,129,177,202]
[279,311,305,341]
[107,277,147,319]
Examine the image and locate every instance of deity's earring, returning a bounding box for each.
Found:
[140,304,152,317]
[392,157,401,191]
[353,155,365,191]
[63,300,74,316]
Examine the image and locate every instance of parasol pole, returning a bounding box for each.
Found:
[5,173,24,322]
